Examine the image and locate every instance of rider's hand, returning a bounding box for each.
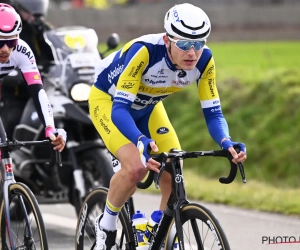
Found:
[45,126,67,152]
[137,136,161,173]
[221,138,246,164]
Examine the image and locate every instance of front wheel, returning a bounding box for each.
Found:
[0,182,48,250]
[165,203,231,250]
[72,149,114,216]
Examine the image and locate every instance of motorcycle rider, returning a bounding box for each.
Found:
[0,3,66,149]
[0,0,54,140]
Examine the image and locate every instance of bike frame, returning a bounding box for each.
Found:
[135,148,246,250]
[0,117,61,250]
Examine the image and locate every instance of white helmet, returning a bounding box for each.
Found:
[164,3,211,41]
[0,4,22,37]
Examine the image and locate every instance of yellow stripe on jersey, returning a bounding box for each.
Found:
[138,82,183,96]
[197,57,219,101]
[120,38,138,57]
[116,46,149,96]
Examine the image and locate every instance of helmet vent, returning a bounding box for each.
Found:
[166,11,170,20]
[181,20,205,31]
[171,23,210,40]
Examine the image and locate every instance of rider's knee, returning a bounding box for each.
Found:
[125,162,147,184]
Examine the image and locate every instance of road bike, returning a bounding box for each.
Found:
[0,117,62,250]
[75,146,246,250]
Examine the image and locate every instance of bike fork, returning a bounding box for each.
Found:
[2,155,32,250]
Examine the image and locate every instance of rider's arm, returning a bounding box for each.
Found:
[17,41,55,129]
[111,43,149,145]
[197,49,230,147]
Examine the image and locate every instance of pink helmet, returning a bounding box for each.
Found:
[0,4,22,37]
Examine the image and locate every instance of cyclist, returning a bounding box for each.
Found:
[0,3,66,150]
[89,3,247,249]
[0,0,54,140]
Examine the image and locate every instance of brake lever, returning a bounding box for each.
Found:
[153,152,168,189]
[233,145,246,183]
[56,151,62,167]
[53,132,63,167]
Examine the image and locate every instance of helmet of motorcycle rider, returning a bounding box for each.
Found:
[0,3,22,37]
[12,0,49,17]
[164,3,211,41]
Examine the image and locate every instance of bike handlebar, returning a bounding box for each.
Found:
[0,139,62,167]
[137,145,246,189]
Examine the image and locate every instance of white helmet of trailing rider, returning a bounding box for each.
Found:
[164,3,211,41]
[0,3,22,37]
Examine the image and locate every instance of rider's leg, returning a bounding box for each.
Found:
[89,87,149,249]
[139,101,181,211]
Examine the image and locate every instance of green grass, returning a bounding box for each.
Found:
[208,41,300,83]
[98,41,300,215]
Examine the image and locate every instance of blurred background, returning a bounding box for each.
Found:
[49,0,300,42]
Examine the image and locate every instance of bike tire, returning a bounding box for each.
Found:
[0,182,48,250]
[75,187,135,250]
[164,203,231,250]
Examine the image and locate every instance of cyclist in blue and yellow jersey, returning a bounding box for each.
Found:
[89,3,247,249]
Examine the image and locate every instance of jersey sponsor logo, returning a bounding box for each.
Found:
[211,107,221,113]
[114,99,130,105]
[94,106,100,119]
[172,80,190,85]
[108,64,124,84]
[115,90,135,102]
[131,61,145,78]
[206,64,214,76]
[208,78,215,97]
[139,85,151,92]
[128,67,135,76]
[144,79,166,85]
[156,127,169,134]
[99,118,111,134]
[121,82,135,89]
[134,95,165,106]
[154,89,173,94]
[177,70,187,78]
[116,91,130,98]
[15,45,34,60]
[213,100,219,105]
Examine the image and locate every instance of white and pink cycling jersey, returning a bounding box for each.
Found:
[0,39,55,128]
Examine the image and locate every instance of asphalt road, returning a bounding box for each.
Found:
[40,192,300,250]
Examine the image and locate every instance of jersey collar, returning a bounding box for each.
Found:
[164,50,178,71]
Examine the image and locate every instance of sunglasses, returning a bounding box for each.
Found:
[0,39,18,48]
[168,36,206,52]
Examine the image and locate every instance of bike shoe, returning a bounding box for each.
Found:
[95,215,119,250]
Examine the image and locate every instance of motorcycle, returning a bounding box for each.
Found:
[10,26,119,218]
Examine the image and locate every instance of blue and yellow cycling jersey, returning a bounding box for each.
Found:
[93,33,229,147]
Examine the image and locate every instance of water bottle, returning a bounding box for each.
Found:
[132,210,148,250]
[143,210,163,244]
[173,237,179,249]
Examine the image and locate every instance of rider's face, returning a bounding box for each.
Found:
[0,35,18,63]
[163,35,204,71]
